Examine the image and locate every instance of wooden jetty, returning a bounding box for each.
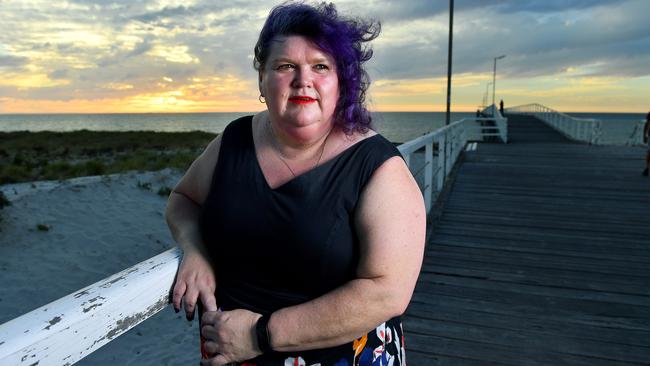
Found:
[404,114,650,365]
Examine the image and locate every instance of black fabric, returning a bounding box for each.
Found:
[200,115,403,364]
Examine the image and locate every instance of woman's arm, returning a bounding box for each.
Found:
[200,156,425,364]
[166,134,223,319]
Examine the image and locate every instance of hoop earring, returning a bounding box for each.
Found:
[259,95,266,104]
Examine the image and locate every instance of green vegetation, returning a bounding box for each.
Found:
[137,180,152,191]
[36,223,50,231]
[0,130,216,185]
[0,191,10,209]
[157,186,173,197]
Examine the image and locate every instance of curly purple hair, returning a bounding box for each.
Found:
[254,1,380,133]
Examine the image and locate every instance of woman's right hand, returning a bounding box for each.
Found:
[172,249,218,320]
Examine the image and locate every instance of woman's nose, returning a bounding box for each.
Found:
[291,68,313,88]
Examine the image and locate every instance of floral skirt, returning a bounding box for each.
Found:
[238,317,405,366]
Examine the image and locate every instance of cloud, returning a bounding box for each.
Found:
[366,0,650,82]
[0,54,28,69]
[0,0,648,112]
[127,39,153,57]
[493,0,623,13]
[48,69,68,79]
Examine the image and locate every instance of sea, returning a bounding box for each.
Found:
[0,111,644,145]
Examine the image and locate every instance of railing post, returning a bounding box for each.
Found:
[444,129,453,179]
[424,142,433,213]
[437,136,445,191]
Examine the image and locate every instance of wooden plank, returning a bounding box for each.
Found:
[403,331,642,366]
[417,272,650,306]
[406,299,650,347]
[431,229,650,255]
[427,239,650,269]
[439,212,648,236]
[430,233,650,256]
[406,350,510,366]
[426,248,650,278]
[434,222,648,247]
[404,313,650,364]
[420,260,650,295]
[410,287,649,332]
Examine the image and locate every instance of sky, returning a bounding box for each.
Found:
[0,0,648,113]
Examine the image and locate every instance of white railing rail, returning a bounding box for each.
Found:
[0,111,507,365]
[0,248,182,366]
[506,103,603,144]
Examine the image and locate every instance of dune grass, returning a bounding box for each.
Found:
[0,130,217,185]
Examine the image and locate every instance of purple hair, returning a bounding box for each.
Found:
[254,1,381,133]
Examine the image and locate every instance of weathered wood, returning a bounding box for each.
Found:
[407,300,650,347]
[405,114,650,365]
[420,260,650,295]
[410,286,650,331]
[0,248,181,366]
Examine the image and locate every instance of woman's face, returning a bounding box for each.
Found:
[260,35,339,132]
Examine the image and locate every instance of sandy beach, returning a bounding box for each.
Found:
[0,169,203,365]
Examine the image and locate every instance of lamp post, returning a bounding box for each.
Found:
[492,55,505,107]
[445,0,454,126]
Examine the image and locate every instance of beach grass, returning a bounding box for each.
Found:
[0,130,216,185]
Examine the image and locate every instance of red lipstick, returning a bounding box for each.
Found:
[288,96,316,104]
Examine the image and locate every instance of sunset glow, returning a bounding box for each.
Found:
[1,0,648,113]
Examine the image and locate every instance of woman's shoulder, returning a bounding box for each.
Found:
[224,114,255,133]
[334,127,395,155]
[347,129,399,158]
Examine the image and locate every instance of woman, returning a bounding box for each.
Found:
[165,2,425,365]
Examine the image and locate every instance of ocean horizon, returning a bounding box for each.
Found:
[0,111,644,144]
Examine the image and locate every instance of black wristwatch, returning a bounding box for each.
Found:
[256,314,272,353]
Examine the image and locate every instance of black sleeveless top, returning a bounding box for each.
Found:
[200,116,406,365]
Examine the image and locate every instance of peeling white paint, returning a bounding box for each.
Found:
[0,247,182,365]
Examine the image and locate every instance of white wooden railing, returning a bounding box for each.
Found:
[0,248,183,365]
[628,119,648,146]
[0,111,507,365]
[506,103,603,144]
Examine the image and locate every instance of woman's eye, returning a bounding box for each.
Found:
[314,64,329,71]
[277,64,294,71]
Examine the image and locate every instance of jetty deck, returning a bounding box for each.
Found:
[404,114,650,365]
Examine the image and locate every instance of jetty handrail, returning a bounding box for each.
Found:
[506,103,603,144]
[628,119,648,146]
[0,248,182,366]
[0,112,507,365]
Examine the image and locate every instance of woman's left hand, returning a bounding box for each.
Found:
[200,309,263,366]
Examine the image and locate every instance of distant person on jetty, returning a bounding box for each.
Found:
[165,2,425,365]
[643,112,650,177]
